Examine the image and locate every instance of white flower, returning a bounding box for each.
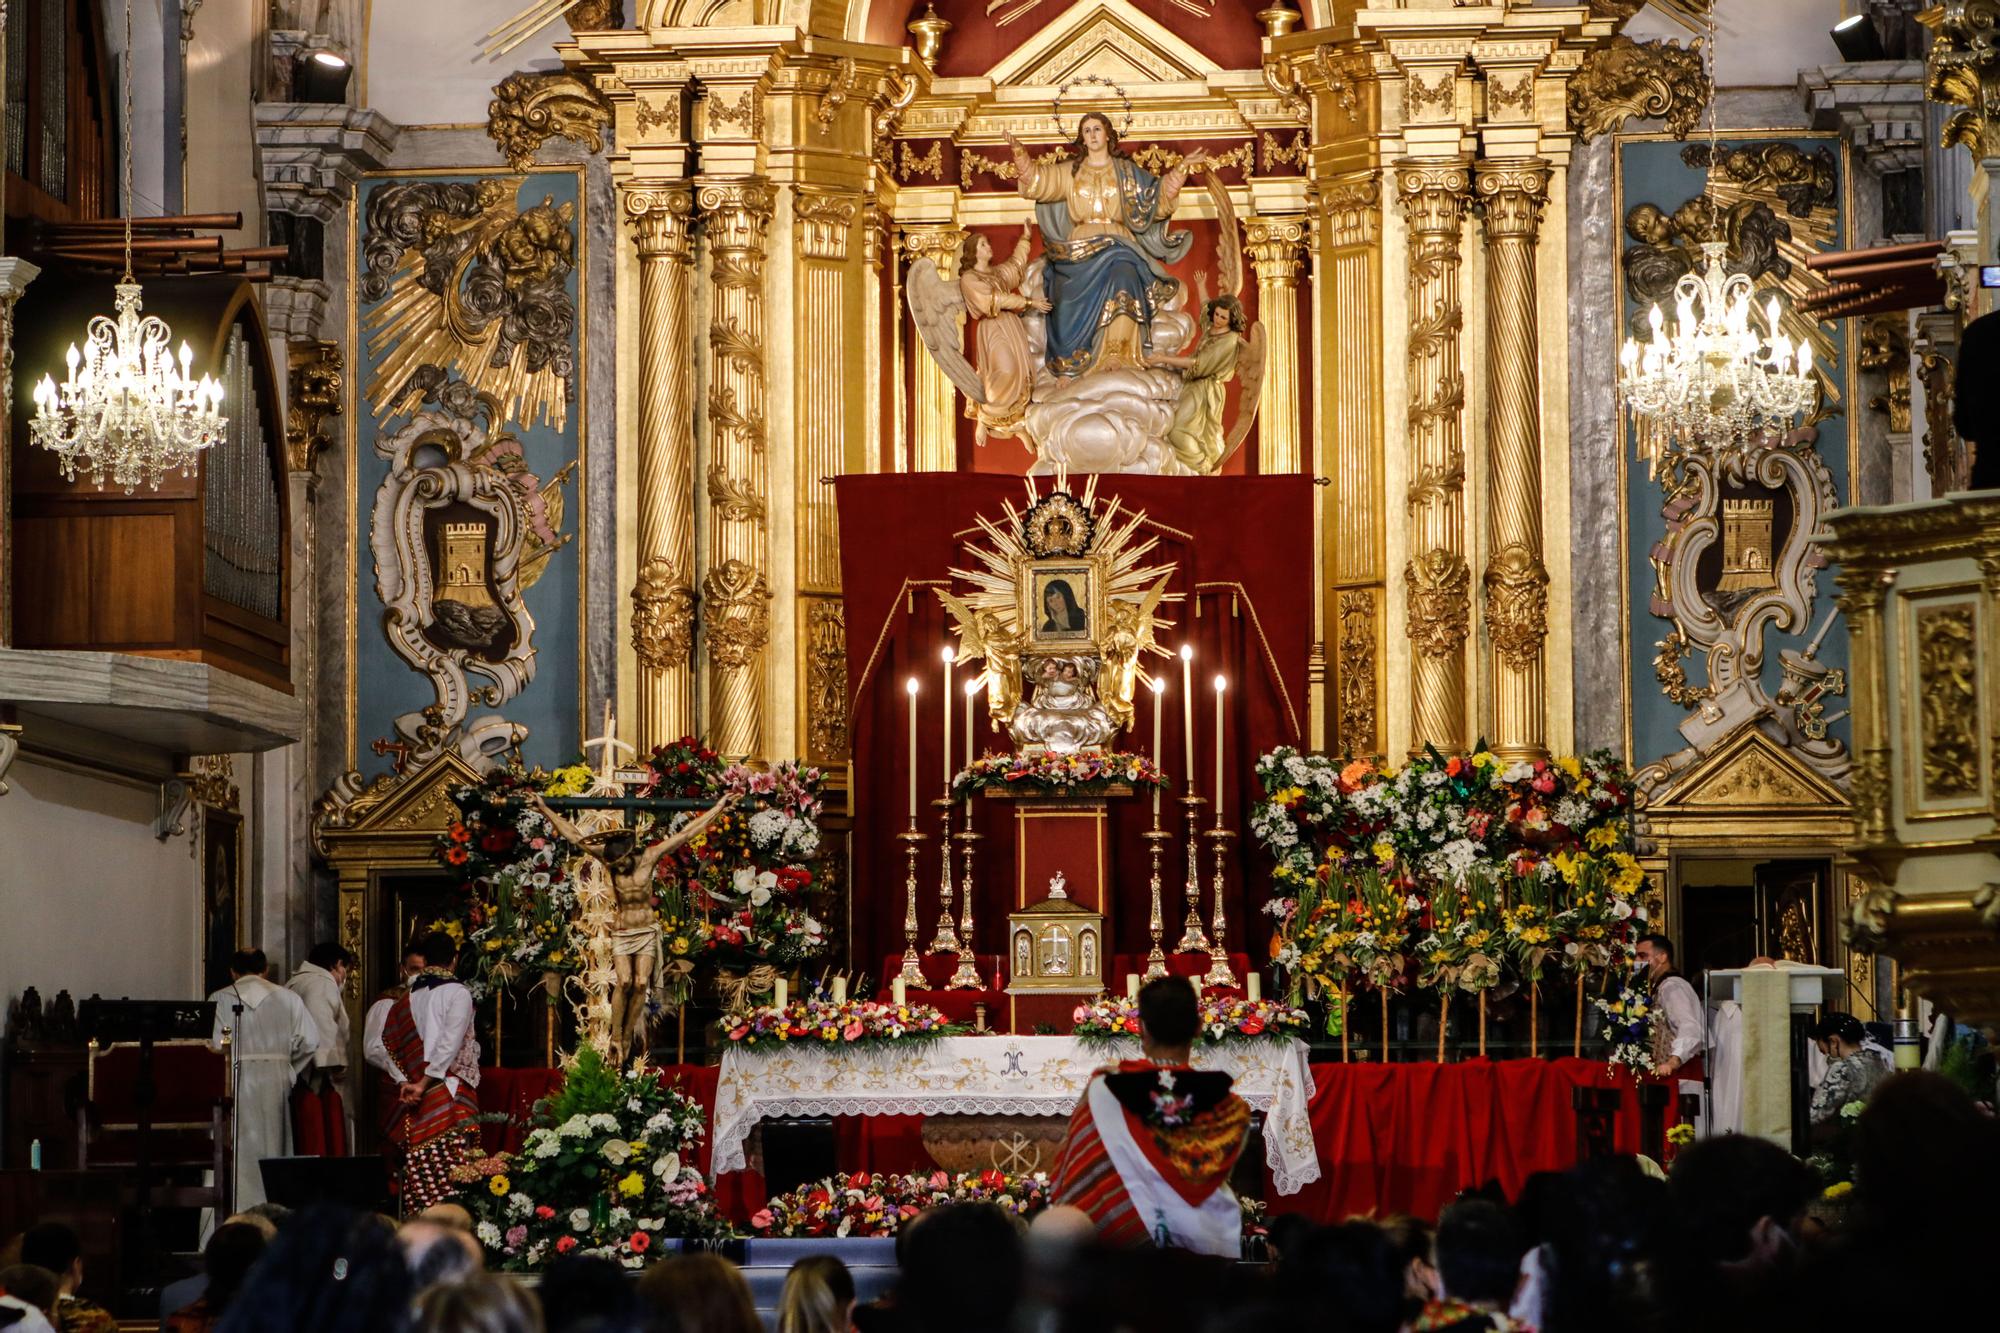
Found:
[1421,770,1447,788]
[645,1110,674,1135]
[507,1193,533,1217]
[477,1221,502,1248]
[602,1138,633,1166]
[570,1208,592,1232]
[748,808,789,849]
[653,1150,682,1179]
[1501,761,1535,784]
[533,1137,560,1159]
[639,1217,664,1231]
[609,1207,632,1228]
[628,1097,644,1113]
[558,1115,591,1138]
[588,1112,620,1133]
[1611,899,1633,920]
[731,866,757,898]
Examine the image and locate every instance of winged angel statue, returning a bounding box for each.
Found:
[908,109,1266,476]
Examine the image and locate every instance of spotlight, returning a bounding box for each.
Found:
[1830,14,1886,63]
[292,45,353,103]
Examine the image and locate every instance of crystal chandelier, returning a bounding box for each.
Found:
[29,0,225,493]
[1616,2,1816,467]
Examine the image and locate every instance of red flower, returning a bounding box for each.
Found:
[628,1231,651,1254]
[448,822,471,844]
[555,1236,578,1255]
[1241,1015,1266,1035]
[444,847,470,867]
[480,828,519,854]
[1446,756,1463,778]
[850,1171,872,1189]
[535,1206,555,1220]
[979,1169,1006,1190]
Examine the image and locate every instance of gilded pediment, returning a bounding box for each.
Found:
[986,1,1220,88]
[1658,729,1848,813]
[315,751,485,848]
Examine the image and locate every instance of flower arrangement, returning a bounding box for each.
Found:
[448,1046,725,1270]
[1254,747,1643,1005]
[951,750,1168,799]
[1070,993,1308,1049]
[433,738,832,1003]
[750,1170,1053,1238]
[721,997,965,1052]
[1591,976,1656,1076]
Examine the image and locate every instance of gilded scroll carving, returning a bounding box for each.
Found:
[807,599,850,764]
[487,70,614,172]
[1406,549,1472,660]
[631,557,694,672]
[1567,37,1709,143]
[1927,1,2000,158]
[1861,315,1912,433]
[702,559,773,671]
[286,339,344,476]
[1915,604,1981,801]
[1918,347,1969,493]
[1484,544,1549,673]
[898,141,943,182]
[1337,590,1377,758]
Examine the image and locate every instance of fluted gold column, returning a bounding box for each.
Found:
[1475,159,1551,762]
[1244,217,1308,474]
[1319,178,1384,759]
[624,186,698,750]
[1396,161,1472,755]
[903,225,964,472]
[699,180,776,761]
[795,189,863,767]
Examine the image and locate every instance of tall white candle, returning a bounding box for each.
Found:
[774,978,788,1010]
[1126,973,1140,1000]
[831,976,847,1005]
[1179,644,1195,781]
[942,646,955,794]
[1246,973,1261,1002]
[906,677,919,820]
[965,675,983,768]
[1150,676,1165,818]
[892,977,907,1007]
[1213,674,1227,822]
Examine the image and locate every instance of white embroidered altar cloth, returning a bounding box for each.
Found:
[712,1035,1320,1195]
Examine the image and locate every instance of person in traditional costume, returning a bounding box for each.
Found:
[384,931,482,1213]
[1005,114,1206,376]
[1808,1011,1889,1138]
[207,949,319,1210]
[364,944,425,1191]
[1149,295,1248,474]
[286,942,353,1158]
[1635,933,1705,1081]
[958,225,1048,445]
[1051,975,1249,1256]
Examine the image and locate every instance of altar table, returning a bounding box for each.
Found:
[712,1035,1322,1195]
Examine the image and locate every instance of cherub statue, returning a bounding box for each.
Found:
[1094,575,1171,733]
[530,791,737,1065]
[906,226,1051,448]
[937,589,1028,728]
[1014,655,1119,752]
[1149,289,1255,475]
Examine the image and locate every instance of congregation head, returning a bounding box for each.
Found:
[228,948,269,979]
[1136,974,1200,1051]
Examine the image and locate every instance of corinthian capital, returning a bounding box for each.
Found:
[623,184,694,261]
[1473,159,1551,241]
[1395,160,1472,236]
[1244,217,1310,285]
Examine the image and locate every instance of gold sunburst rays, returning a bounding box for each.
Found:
[363,178,576,433]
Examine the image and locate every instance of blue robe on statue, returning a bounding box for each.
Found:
[1031,156,1192,376]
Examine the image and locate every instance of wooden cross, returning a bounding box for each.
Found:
[581,703,637,788]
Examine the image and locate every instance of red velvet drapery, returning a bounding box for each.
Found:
[832,474,1312,976]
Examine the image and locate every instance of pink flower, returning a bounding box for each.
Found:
[504,1225,528,1249]
[930,1170,950,1188]
[843,1020,865,1041]
[751,1208,775,1229]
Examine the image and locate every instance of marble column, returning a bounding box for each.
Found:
[902,225,965,473]
[624,184,699,751]
[1396,161,1473,755]
[698,180,776,762]
[1475,159,1551,762]
[1244,217,1308,475]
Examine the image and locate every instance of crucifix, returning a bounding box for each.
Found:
[531,707,736,1065]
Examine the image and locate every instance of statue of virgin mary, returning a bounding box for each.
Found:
[1005,114,1208,376]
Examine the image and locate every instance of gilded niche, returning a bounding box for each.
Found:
[1914,603,1981,803]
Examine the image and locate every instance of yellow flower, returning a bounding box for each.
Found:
[1555,755,1583,783]
[618,1171,645,1198]
[1372,840,1396,867]
[1471,750,1497,769]
[1667,1124,1696,1147]
[1586,824,1620,851]
[489,1174,511,1196]
[1822,1180,1853,1200]
[1551,851,1581,885]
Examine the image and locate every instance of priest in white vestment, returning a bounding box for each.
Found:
[208,949,318,1208]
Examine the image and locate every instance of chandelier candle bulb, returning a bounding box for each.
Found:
[1180,645,1195,778]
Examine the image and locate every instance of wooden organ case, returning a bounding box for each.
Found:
[8,276,291,692]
